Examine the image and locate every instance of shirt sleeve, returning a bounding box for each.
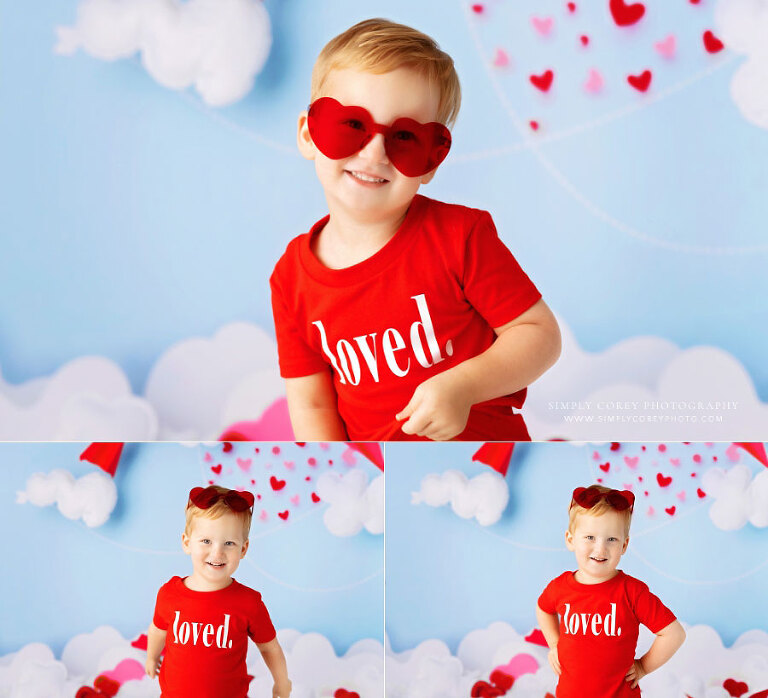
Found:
[537,576,560,615]
[461,211,542,329]
[270,263,329,379]
[631,581,677,633]
[152,580,171,630]
[247,592,277,644]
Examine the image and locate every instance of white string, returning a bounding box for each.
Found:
[462,4,768,255]
[243,557,383,593]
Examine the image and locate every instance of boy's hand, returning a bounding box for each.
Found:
[273,679,292,697]
[145,656,161,679]
[625,659,646,688]
[547,647,561,676]
[396,371,472,441]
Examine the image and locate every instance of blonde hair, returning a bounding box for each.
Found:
[184,486,252,540]
[311,18,461,127]
[568,485,633,537]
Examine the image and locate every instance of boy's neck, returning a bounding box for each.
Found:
[314,200,411,269]
[574,568,620,585]
[184,574,234,592]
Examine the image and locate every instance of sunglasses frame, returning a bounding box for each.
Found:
[571,486,635,513]
[187,486,255,513]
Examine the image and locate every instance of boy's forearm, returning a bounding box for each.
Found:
[146,623,167,660]
[259,639,291,688]
[446,301,561,405]
[285,373,349,440]
[535,605,561,649]
[639,621,686,675]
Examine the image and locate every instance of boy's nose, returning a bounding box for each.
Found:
[358,132,389,165]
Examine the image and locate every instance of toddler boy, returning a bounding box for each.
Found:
[145,486,291,697]
[270,18,561,441]
[536,485,685,696]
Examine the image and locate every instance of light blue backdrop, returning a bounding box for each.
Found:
[386,441,768,652]
[1,442,383,656]
[1,1,766,399]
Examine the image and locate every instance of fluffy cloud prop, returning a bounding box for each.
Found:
[55,0,271,107]
[0,357,157,440]
[702,464,768,530]
[411,470,509,526]
[715,0,768,129]
[144,322,284,440]
[0,628,382,698]
[316,471,384,537]
[387,623,768,698]
[525,318,768,440]
[16,469,118,528]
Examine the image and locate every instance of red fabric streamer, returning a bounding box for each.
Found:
[734,443,768,468]
[472,443,515,476]
[79,443,124,476]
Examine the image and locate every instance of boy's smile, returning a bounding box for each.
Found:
[182,512,249,592]
[565,509,629,585]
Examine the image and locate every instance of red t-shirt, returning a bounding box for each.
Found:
[153,576,276,698]
[537,571,676,698]
[270,195,542,441]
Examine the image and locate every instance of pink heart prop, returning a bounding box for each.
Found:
[204,452,213,463]
[670,458,681,466]
[726,444,742,462]
[101,659,145,685]
[290,494,300,506]
[654,34,676,58]
[531,16,553,35]
[342,448,358,466]
[493,653,539,680]
[676,490,686,502]
[584,68,603,94]
[284,460,295,471]
[647,506,655,516]
[624,455,639,469]
[259,509,268,521]
[236,457,252,472]
[492,48,510,68]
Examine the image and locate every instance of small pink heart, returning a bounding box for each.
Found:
[654,34,676,59]
[624,455,639,469]
[676,490,686,502]
[492,48,510,68]
[647,506,655,516]
[284,460,295,471]
[584,68,603,94]
[342,448,358,466]
[670,458,681,466]
[290,494,300,506]
[493,653,539,680]
[319,443,330,450]
[204,452,213,463]
[592,451,600,460]
[623,483,634,491]
[259,510,268,521]
[236,457,252,472]
[725,444,742,462]
[531,16,554,36]
[101,659,145,685]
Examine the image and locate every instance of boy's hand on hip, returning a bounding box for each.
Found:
[547,647,561,676]
[144,656,161,678]
[625,659,646,688]
[396,372,472,441]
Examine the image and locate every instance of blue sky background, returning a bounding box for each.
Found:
[1,442,383,656]
[386,441,768,653]
[1,1,767,401]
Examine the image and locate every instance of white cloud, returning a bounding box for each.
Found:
[702,464,768,530]
[316,471,384,537]
[0,356,157,440]
[715,0,768,129]
[55,0,272,107]
[411,470,509,526]
[387,623,768,698]
[16,469,118,528]
[143,322,284,440]
[525,317,768,439]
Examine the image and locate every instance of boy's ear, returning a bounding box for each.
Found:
[564,530,575,551]
[297,111,316,161]
[420,169,437,185]
[181,532,190,554]
[621,536,630,554]
[241,539,249,559]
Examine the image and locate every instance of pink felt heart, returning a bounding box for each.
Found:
[676,490,686,502]
[101,659,145,685]
[492,48,510,68]
[624,456,639,469]
[654,35,676,58]
[204,452,213,463]
[259,509,268,521]
[236,457,252,472]
[531,16,553,35]
[284,460,295,470]
[290,494,300,506]
[670,458,681,466]
[494,653,539,680]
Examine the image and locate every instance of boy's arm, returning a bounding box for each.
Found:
[535,603,562,676]
[145,622,167,678]
[397,299,561,440]
[285,371,349,440]
[625,620,686,689]
[257,638,292,698]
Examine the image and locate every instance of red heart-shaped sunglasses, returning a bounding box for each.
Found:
[307,97,452,178]
[188,486,254,512]
[571,486,635,512]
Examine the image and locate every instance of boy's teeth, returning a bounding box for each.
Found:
[350,171,386,183]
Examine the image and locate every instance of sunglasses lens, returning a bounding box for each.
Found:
[386,119,451,177]
[190,486,219,509]
[308,98,371,160]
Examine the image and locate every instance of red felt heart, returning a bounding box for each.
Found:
[76,689,100,698]
[529,120,540,131]
[530,70,554,91]
[471,3,484,13]
[703,30,724,53]
[697,488,707,498]
[334,690,361,698]
[723,679,750,697]
[94,676,120,698]
[278,510,290,520]
[222,442,233,452]
[599,462,610,472]
[311,492,321,503]
[665,506,676,516]
[130,634,148,650]
[749,690,768,698]
[609,0,645,26]
[567,2,577,12]
[610,442,621,451]
[471,681,505,697]
[656,472,672,487]
[490,669,515,691]
[211,464,222,475]
[270,476,286,491]
[627,70,652,92]
[580,34,589,46]
[525,628,549,646]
